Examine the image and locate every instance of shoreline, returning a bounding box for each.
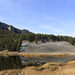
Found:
[0,51,75,57]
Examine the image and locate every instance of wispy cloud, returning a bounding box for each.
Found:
[38,24,75,37]
[39,25,64,33]
[0,17,3,21]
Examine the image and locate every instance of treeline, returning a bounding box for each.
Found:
[0,30,75,51]
[21,33,75,45]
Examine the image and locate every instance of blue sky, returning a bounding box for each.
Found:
[0,0,75,36]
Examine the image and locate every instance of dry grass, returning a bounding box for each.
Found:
[0,51,71,57]
[1,61,75,75]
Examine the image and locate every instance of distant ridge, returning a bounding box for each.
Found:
[0,22,32,34]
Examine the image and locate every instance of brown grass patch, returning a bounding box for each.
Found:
[0,51,71,57]
[1,61,75,75]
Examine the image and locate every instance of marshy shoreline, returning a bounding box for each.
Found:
[1,41,75,75]
[1,51,75,75]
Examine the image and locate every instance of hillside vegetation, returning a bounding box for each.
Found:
[0,29,75,51]
[0,30,22,51]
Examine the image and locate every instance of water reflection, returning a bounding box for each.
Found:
[0,56,25,71]
[1,55,75,71]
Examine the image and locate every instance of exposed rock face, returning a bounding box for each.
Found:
[21,41,75,53]
[0,22,31,34]
[8,25,12,31]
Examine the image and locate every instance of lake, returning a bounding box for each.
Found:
[0,55,75,71]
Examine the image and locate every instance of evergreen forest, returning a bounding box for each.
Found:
[0,30,75,51]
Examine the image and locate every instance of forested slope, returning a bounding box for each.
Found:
[0,30,22,51]
[0,29,75,51]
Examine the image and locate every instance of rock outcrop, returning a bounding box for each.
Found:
[0,22,31,34]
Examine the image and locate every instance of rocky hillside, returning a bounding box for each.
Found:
[0,22,31,34]
[21,41,75,53]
